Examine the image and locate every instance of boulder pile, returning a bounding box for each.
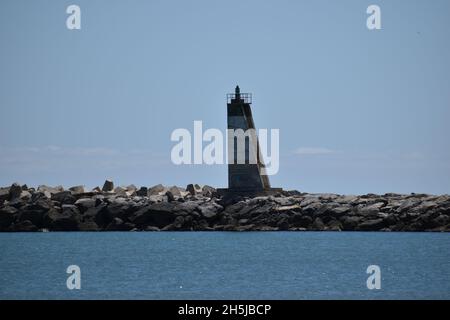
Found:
[0,181,449,232]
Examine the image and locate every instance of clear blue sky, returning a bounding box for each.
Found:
[1,0,449,194]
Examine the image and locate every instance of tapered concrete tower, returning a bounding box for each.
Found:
[218,86,281,196]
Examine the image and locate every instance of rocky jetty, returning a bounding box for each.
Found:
[0,181,449,232]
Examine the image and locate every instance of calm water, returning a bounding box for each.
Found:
[0,232,449,299]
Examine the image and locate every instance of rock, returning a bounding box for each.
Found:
[383,214,398,227]
[330,205,352,218]
[396,199,420,213]
[0,187,10,204]
[271,196,296,206]
[106,217,134,231]
[166,216,187,230]
[148,195,165,203]
[199,202,222,219]
[30,191,49,202]
[69,185,85,194]
[148,184,165,195]
[37,185,64,194]
[78,219,100,231]
[336,195,359,204]
[0,206,17,230]
[169,186,182,197]
[275,204,301,212]
[358,202,385,216]
[18,208,46,227]
[83,204,106,224]
[277,215,290,230]
[12,220,38,232]
[2,184,450,232]
[102,180,114,192]
[130,202,176,228]
[165,191,175,202]
[326,218,342,231]
[202,185,216,197]
[174,201,200,215]
[291,213,312,228]
[136,187,148,197]
[341,216,361,230]
[193,219,210,231]
[51,191,76,205]
[96,201,132,226]
[302,202,323,215]
[235,224,256,231]
[186,184,196,196]
[19,191,32,201]
[114,186,127,196]
[311,217,325,230]
[145,226,160,232]
[74,198,96,212]
[43,207,81,231]
[8,183,22,200]
[356,219,386,231]
[126,184,137,192]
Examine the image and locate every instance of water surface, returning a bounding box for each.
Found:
[0,232,449,299]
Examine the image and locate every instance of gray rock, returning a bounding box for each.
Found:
[330,205,352,217]
[291,213,312,228]
[74,198,96,212]
[78,219,99,231]
[0,187,9,204]
[396,199,420,213]
[0,206,17,229]
[356,218,386,231]
[37,185,64,194]
[130,202,176,228]
[186,184,196,196]
[102,180,114,192]
[114,186,127,196]
[341,216,361,230]
[43,207,81,231]
[145,226,160,231]
[51,191,76,205]
[199,202,223,219]
[358,202,385,216]
[105,217,134,231]
[326,218,342,231]
[202,185,216,197]
[9,183,22,200]
[19,191,32,201]
[165,191,175,202]
[126,184,137,192]
[312,217,325,230]
[148,184,165,195]
[12,220,38,232]
[277,215,290,230]
[69,185,85,194]
[169,186,182,197]
[136,187,148,197]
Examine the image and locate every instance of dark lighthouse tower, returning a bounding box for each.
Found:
[218,86,281,196]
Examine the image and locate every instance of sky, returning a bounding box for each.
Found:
[0,0,449,195]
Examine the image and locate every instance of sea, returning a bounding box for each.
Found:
[0,232,449,299]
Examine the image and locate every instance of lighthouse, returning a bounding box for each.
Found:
[218,86,282,196]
